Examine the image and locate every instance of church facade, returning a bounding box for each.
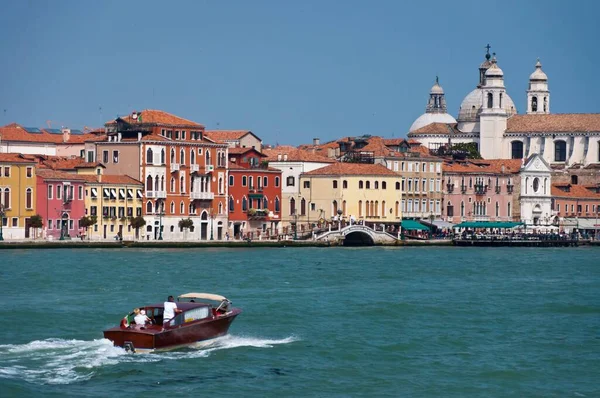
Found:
[408,48,600,167]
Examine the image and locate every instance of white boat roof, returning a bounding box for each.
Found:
[178,292,228,302]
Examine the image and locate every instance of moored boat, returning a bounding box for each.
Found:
[103,293,241,353]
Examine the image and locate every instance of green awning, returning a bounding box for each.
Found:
[249,193,264,199]
[401,220,430,231]
[452,221,524,229]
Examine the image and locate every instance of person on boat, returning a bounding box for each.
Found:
[163,295,181,325]
[134,309,151,326]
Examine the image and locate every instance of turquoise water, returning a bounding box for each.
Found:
[0,247,599,397]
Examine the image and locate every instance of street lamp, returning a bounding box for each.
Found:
[158,200,164,240]
[0,205,5,241]
[210,208,214,241]
[292,212,298,240]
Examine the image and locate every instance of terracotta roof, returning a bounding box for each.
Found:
[506,114,600,133]
[0,123,95,144]
[303,162,398,176]
[382,138,407,146]
[204,130,253,142]
[36,169,86,181]
[263,147,336,163]
[409,122,460,135]
[228,147,265,156]
[106,110,204,128]
[77,174,143,185]
[75,162,105,169]
[443,159,522,174]
[551,183,600,199]
[0,153,37,164]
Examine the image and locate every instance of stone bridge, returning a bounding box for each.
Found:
[314,224,398,245]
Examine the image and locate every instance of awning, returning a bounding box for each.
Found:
[420,219,454,229]
[119,189,125,199]
[91,188,98,197]
[110,189,117,199]
[127,189,134,199]
[103,188,110,197]
[562,218,600,230]
[453,221,524,229]
[401,220,429,231]
[249,193,264,198]
[137,189,143,198]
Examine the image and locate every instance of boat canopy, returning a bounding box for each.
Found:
[178,293,228,302]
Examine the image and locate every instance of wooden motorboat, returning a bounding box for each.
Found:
[103,293,241,353]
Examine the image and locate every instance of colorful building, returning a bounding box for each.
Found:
[0,153,37,239]
[227,147,282,239]
[551,182,600,236]
[36,169,86,240]
[205,130,263,152]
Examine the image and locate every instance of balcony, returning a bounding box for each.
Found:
[495,186,501,194]
[170,163,180,173]
[507,184,514,194]
[190,164,199,173]
[205,165,214,173]
[460,185,467,194]
[249,186,264,194]
[474,184,487,195]
[248,208,269,220]
[446,183,454,193]
[146,191,167,199]
[190,191,214,200]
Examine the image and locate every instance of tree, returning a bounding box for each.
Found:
[79,215,97,240]
[447,143,482,159]
[29,214,43,239]
[178,218,194,240]
[130,216,146,240]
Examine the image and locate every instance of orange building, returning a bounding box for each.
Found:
[551,183,600,236]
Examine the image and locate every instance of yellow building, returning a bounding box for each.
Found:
[297,163,403,228]
[0,153,37,239]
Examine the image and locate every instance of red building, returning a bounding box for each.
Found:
[227,147,282,239]
[551,182,600,236]
[36,169,86,240]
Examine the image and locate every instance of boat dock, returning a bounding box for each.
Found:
[453,237,582,247]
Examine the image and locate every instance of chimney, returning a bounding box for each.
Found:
[137,132,142,141]
[283,154,288,161]
[501,165,505,173]
[117,132,122,142]
[277,154,282,161]
[62,128,71,143]
[313,138,320,146]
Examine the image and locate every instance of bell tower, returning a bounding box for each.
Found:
[479,54,508,159]
[527,59,550,114]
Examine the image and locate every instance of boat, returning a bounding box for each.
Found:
[103,293,241,353]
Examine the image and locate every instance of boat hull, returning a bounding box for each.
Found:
[103,309,240,352]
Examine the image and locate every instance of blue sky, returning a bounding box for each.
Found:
[1,0,598,145]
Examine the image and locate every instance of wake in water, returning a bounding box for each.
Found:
[0,334,298,385]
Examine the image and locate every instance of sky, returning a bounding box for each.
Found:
[1,0,599,145]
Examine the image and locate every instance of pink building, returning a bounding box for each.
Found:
[442,159,522,223]
[36,169,86,240]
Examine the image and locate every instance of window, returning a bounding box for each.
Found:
[26,167,33,178]
[146,148,154,163]
[180,149,185,165]
[343,180,348,189]
[3,167,9,177]
[263,176,268,187]
[87,151,94,162]
[229,175,234,186]
[366,181,370,189]
[333,181,338,189]
[2,188,10,209]
[303,181,310,189]
[229,196,234,212]
[289,197,296,215]
[180,201,185,214]
[242,197,248,211]
[359,180,364,189]
[531,96,538,112]
[554,140,567,162]
[382,181,386,189]
[146,201,153,214]
[487,92,493,108]
[275,197,280,212]
[26,188,32,209]
[56,185,62,200]
[113,150,119,163]
[249,176,254,189]
[242,176,247,186]
[48,219,53,229]
[175,131,180,140]
[275,176,280,187]
[511,141,524,159]
[103,150,109,164]
[374,181,379,189]
[170,177,175,193]
[395,182,400,190]
[48,184,53,199]
[78,186,83,200]
[300,198,306,215]
[286,176,295,186]
[181,131,186,140]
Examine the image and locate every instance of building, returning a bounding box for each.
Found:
[0,153,37,239]
[0,123,101,157]
[205,130,263,152]
[263,146,336,228]
[518,154,553,226]
[298,163,403,231]
[227,147,282,239]
[89,109,229,240]
[551,183,600,236]
[36,169,86,240]
[407,47,600,167]
[442,158,522,224]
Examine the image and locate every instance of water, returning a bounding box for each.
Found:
[0,247,599,397]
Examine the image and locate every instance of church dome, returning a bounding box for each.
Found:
[430,82,444,94]
[485,58,504,77]
[409,112,457,132]
[529,59,548,81]
[457,88,517,122]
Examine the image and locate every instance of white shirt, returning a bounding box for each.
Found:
[134,314,148,325]
[163,301,178,321]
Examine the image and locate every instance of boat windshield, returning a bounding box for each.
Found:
[168,306,210,327]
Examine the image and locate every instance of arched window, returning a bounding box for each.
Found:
[190,176,194,192]
[499,93,503,108]
[343,200,347,216]
[180,201,185,214]
[359,180,364,189]
[531,96,538,112]
[382,181,387,190]
[218,202,223,214]
[229,196,234,212]
[180,176,184,193]
[359,200,363,217]
[274,197,280,212]
[180,149,185,165]
[333,180,338,189]
[460,201,465,216]
[205,150,211,165]
[289,197,296,215]
[495,201,499,217]
[487,92,493,108]
[3,187,10,209]
[170,201,175,214]
[146,148,153,163]
[263,176,268,187]
[543,97,548,112]
[395,201,399,217]
[554,140,567,162]
[25,188,32,209]
[146,175,153,191]
[343,180,348,189]
[242,196,248,211]
[275,176,280,187]
[160,176,165,191]
[544,178,548,194]
[154,176,159,191]
[508,202,511,217]
[191,149,195,164]
[332,200,338,215]
[170,177,175,193]
[374,181,379,189]
[300,198,306,215]
[525,177,529,194]
[263,197,268,209]
[395,182,400,190]
[146,201,153,214]
[380,200,384,217]
[218,177,223,194]
[161,149,165,164]
[229,175,234,186]
[511,141,523,159]
[366,181,371,189]
[171,148,175,163]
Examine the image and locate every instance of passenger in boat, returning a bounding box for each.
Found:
[134,309,151,326]
[163,295,181,325]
